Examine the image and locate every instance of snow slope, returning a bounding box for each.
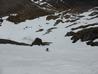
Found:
[0,7,98,74]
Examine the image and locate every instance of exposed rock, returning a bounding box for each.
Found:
[0,0,52,24]
[87,41,98,46]
[47,0,98,12]
[0,0,32,16]
[44,27,57,35]
[31,38,51,46]
[71,23,98,30]
[36,29,44,32]
[65,27,98,46]
[64,15,71,19]
[0,39,30,46]
[6,3,50,24]
[89,12,98,16]
[46,15,59,20]
[0,38,51,46]
[1,0,98,24]
[0,18,3,26]
[54,19,64,26]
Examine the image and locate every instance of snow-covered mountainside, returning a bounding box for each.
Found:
[1,6,98,46]
[0,0,98,74]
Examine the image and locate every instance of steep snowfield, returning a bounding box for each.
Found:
[0,8,98,74]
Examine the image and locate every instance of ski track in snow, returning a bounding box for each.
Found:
[0,8,98,74]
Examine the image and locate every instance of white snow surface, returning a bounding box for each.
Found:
[0,9,98,74]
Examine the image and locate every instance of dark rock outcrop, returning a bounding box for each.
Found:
[0,39,30,46]
[47,0,98,10]
[0,0,98,24]
[0,0,52,24]
[65,27,98,46]
[0,38,51,46]
[31,38,51,46]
